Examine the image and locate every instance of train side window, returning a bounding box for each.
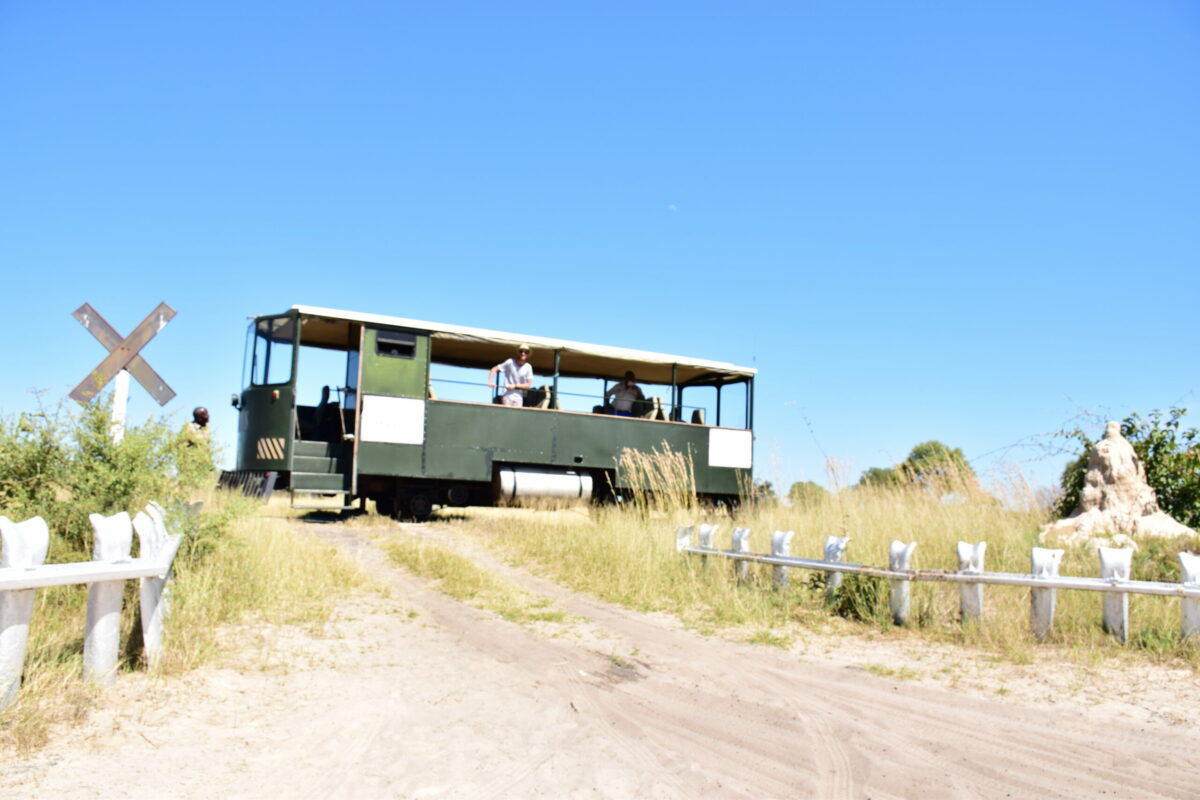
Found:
[376,330,416,359]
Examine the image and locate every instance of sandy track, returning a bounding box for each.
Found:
[5,519,1199,799]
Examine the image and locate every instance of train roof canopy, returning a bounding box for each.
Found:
[285,305,756,385]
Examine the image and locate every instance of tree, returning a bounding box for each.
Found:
[788,480,829,507]
[752,479,778,504]
[1057,408,1200,528]
[856,466,902,488]
[900,440,976,487]
[855,440,977,492]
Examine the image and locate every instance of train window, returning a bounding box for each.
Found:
[250,317,295,386]
[376,330,416,359]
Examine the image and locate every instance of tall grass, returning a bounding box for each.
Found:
[616,443,697,514]
[449,467,1200,667]
[0,491,365,753]
[158,503,366,673]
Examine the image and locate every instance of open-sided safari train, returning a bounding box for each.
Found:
[223,305,755,519]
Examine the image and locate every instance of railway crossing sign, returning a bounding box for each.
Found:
[70,302,177,406]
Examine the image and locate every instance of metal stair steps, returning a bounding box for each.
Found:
[292,454,344,473]
[291,472,350,491]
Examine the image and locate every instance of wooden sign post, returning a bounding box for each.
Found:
[70,303,177,442]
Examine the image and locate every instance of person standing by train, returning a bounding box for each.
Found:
[184,406,211,446]
[488,344,533,407]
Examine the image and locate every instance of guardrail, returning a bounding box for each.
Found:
[0,503,183,709]
[676,524,1200,643]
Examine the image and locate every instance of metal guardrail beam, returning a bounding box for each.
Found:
[1,506,184,705]
[678,545,1200,599]
[0,553,177,592]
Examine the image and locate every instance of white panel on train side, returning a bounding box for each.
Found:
[359,395,426,445]
[708,428,752,469]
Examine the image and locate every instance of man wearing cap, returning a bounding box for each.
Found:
[488,344,534,407]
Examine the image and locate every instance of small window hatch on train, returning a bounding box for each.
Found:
[376,330,417,359]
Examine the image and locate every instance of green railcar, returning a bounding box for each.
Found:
[229,305,755,518]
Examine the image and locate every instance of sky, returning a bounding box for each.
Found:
[1,1,1197,495]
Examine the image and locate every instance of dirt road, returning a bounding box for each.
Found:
[6,519,1199,798]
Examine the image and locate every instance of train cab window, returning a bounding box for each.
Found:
[250,317,295,386]
[377,330,417,359]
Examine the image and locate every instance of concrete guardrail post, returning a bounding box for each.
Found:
[132,509,172,668]
[957,541,986,624]
[771,530,795,590]
[731,527,751,583]
[889,541,917,626]
[0,515,50,709]
[84,512,133,685]
[675,525,695,553]
[1180,552,1200,639]
[697,523,718,566]
[1098,546,1133,643]
[824,536,849,603]
[1030,547,1064,643]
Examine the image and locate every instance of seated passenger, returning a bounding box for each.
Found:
[605,371,645,417]
[488,344,533,407]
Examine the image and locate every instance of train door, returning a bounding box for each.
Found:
[236,315,298,471]
[352,326,430,494]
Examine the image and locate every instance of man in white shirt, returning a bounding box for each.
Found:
[605,371,645,416]
[488,344,534,407]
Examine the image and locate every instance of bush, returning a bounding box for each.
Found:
[1056,408,1200,528]
[810,571,890,624]
[787,480,829,507]
[0,397,217,559]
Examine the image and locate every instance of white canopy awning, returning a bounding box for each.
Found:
[289,305,755,385]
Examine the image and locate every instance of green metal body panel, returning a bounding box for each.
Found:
[360,327,429,398]
[236,384,295,471]
[355,441,425,477]
[355,401,745,496]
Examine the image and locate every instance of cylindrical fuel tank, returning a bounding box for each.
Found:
[494,465,593,505]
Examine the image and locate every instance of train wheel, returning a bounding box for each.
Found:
[375,496,396,517]
[407,492,434,521]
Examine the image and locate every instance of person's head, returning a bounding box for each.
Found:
[624,371,636,384]
[516,344,531,363]
[193,407,209,427]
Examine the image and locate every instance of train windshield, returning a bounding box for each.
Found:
[246,316,296,387]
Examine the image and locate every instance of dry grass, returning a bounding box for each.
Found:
[380,535,565,626]
[157,514,366,673]
[616,443,697,515]
[437,468,1200,670]
[0,491,365,753]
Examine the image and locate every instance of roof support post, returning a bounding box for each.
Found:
[671,364,677,419]
[552,350,561,409]
[748,377,754,429]
[716,383,723,427]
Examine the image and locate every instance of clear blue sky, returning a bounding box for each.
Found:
[1,1,1197,494]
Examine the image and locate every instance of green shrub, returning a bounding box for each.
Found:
[810,571,890,625]
[1056,408,1200,528]
[0,397,217,560]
